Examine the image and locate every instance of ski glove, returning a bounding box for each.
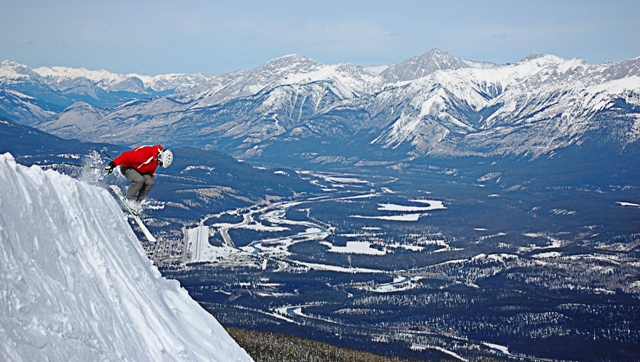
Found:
[105,161,117,174]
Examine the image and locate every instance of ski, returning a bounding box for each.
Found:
[109,185,156,242]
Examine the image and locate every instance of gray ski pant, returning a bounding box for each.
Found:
[120,167,154,202]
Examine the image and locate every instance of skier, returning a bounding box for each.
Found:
[105,145,173,212]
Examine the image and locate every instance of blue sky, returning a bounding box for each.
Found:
[1,0,639,76]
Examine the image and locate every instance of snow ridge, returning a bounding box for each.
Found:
[0,153,252,362]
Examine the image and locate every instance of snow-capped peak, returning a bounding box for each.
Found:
[34,65,129,83]
[380,48,471,83]
[0,60,42,79]
[255,54,324,78]
[0,60,214,94]
[518,53,567,65]
[32,65,213,93]
[171,54,384,106]
[268,53,317,64]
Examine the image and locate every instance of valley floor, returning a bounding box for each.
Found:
[136,167,639,361]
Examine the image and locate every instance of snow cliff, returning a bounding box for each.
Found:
[0,153,253,362]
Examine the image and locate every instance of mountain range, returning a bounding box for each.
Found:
[2,49,639,165]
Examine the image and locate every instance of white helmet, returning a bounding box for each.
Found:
[158,149,173,168]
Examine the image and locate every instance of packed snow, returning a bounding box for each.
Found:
[0,153,252,362]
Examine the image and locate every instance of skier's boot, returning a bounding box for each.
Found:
[125,198,142,214]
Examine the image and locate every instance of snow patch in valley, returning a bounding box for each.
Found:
[617,201,640,208]
[320,241,387,255]
[411,344,468,361]
[350,199,446,221]
[482,342,510,356]
[531,252,562,258]
[292,261,386,274]
[379,199,446,211]
[351,213,422,221]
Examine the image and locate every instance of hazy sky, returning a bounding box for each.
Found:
[2,0,639,76]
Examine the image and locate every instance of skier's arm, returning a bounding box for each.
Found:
[106,150,131,173]
[112,151,131,166]
[105,161,117,173]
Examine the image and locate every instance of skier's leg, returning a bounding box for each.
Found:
[135,174,155,202]
[121,167,145,200]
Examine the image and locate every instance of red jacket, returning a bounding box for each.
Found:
[113,145,163,178]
